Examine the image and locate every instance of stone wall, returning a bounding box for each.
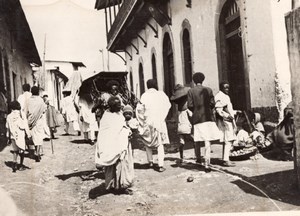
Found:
[285,7,300,189]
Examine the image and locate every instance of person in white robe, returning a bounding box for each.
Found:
[60,89,80,135]
[215,81,237,167]
[95,96,133,194]
[137,79,171,172]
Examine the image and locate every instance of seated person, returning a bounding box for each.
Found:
[265,105,294,161]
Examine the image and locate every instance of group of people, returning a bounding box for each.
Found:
[6,84,53,172]
[171,73,238,173]
[94,73,241,195]
[94,79,170,194]
[5,72,294,196]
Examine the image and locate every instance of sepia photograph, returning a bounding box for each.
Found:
[0,0,300,215]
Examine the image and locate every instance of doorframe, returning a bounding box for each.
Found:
[215,0,251,109]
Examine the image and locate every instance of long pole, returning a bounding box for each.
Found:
[42,34,47,90]
[107,50,110,71]
[99,49,105,71]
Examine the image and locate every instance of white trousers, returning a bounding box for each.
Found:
[145,145,165,167]
[223,141,232,161]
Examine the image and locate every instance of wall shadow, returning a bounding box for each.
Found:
[220,168,300,206]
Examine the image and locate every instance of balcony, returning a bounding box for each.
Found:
[96,0,170,52]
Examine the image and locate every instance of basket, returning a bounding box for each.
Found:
[229,147,257,161]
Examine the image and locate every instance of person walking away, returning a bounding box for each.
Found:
[27,86,47,162]
[60,89,80,135]
[76,93,98,144]
[215,81,237,167]
[137,79,171,172]
[43,94,59,139]
[17,83,31,121]
[95,96,134,195]
[187,73,221,172]
[6,101,31,172]
[170,84,193,162]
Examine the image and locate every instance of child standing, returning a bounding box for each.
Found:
[6,101,31,172]
[123,105,139,154]
[170,84,192,162]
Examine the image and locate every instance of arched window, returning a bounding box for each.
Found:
[138,63,145,95]
[163,33,175,97]
[129,70,134,92]
[151,53,157,80]
[182,29,192,85]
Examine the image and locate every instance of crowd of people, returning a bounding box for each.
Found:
[3,72,295,195]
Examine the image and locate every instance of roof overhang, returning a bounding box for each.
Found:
[96,0,170,52]
[2,0,41,66]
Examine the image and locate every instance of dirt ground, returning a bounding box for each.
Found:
[1,125,300,216]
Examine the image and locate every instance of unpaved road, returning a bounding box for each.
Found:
[1,126,300,216]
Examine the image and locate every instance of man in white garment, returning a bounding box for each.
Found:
[60,89,80,135]
[17,84,32,121]
[139,79,171,172]
[215,81,237,167]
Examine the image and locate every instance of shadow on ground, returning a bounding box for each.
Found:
[55,170,105,181]
[219,168,300,207]
[71,139,92,145]
[89,183,110,199]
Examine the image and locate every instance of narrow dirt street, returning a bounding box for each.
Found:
[1,126,300,216]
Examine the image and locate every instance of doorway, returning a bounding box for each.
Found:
[218,0,249,110]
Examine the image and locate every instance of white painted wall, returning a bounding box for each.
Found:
[124,0,288,111]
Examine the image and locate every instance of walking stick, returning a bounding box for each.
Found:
[50,137,54,154]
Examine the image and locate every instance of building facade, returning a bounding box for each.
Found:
[43,60,86,109]
[0,0,41,138]
[96,0,292,121]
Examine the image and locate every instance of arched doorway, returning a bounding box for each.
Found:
[163,33,175,97]
[182,28,192,86]
[218,0,249,110]
[138,63,145,96]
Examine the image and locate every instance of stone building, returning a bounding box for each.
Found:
[95,0,292,121]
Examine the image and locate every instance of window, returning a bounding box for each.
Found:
[138,63,145,95]
[129,70,134,92]
[151,53,157,80]
[182,29,192,85]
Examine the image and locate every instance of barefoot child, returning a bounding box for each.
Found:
[6,101,31,172]
[170,84,192,162]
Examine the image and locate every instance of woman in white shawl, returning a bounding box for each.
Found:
[95,96,133,194]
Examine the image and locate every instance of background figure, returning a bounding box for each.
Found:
[6,101,31,172]
[0,83,8,138]
[187,73,221,172]
[101,80,125,109]
[60,89,80,135]
[138,79,171,172]
[215,81,237,167]
[26,86,47,162]
[265,104,294,161]
[95,96,133,195]
[170,84,192,162]
[43,94,60,139]
[76,93,98,144]
[17,83,31,121]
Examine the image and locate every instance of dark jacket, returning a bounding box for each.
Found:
[187,85,215,125]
